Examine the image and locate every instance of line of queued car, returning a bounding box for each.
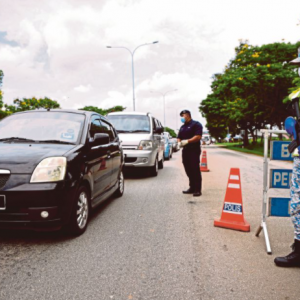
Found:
[106,111,179,171]
[162,131,180,161]
[0,109,178,236]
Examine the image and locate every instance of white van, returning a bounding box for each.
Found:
[107,112,165,176]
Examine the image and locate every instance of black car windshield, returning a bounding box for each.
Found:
[107,115,150,133]
[0,111,85,144]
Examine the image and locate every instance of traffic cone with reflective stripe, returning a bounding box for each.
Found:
[200,151,209,172]
[214,168,250,232]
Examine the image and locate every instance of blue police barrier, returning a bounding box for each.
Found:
[256,130,292,254]
[270,141,293,161]
[268,197,290,217]
[269,169,292,189]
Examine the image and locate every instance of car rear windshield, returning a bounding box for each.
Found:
[0,111,85,144]
[107,115,150,133]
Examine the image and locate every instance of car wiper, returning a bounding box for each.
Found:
[0,137,37,143]
[116,130,131,133]
[38,140,75,145]
[116,130,150,133]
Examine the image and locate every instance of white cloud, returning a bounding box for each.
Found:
[0,0,299,131]
[74,84,92,93]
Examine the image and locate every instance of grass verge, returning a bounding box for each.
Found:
[224,144,264,156]
[216,137,291,157]
[216,142,266,156]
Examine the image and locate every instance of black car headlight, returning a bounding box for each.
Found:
[30,157,67,183]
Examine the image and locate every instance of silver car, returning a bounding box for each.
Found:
[169,138,180,152]
[107,112,164,176]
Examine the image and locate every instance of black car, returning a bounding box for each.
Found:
[0,109,124,235]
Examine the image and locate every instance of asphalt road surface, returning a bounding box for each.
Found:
[0,146,299,300]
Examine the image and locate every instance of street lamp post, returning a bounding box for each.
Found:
[107,41,159,111]
[150,89,178,127]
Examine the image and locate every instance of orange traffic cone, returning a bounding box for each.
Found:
[200,151,209,172]
[214,168,250,232]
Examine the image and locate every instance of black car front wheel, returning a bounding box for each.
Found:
[67,185,90,236]
[114,170,125,197]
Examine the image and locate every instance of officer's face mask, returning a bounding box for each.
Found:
[180,117,186,123]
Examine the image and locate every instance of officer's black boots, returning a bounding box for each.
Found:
[182,188,194,194]
[274,239,300,267]
[193,191,202,197]
[182,188,202,196]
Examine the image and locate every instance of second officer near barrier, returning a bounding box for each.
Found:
[177,110,203,197]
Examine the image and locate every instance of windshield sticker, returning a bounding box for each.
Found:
[61,132,75,140]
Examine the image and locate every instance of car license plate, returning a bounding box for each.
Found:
[0,195,6,210]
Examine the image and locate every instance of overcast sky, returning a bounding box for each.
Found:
[0,0,299,130]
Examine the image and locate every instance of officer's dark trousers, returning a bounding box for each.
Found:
[182,148,202,192]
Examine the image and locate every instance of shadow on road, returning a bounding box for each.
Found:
[0,227,71,244]
[123,168,153,179]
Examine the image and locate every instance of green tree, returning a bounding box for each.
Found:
[80,105,126,115]
[0,70,3,106]
[164,126,177,138]
[0,70,10,120]
[4,97,60,113]
[200,41,300,145]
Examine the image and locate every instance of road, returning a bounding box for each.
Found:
[0,146,299,300]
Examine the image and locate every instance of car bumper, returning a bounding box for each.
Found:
[0,174,77,231]
[123,149,156,167]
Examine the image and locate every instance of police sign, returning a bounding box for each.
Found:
[269,197,291,217]
[270,141,293,161]
[269,169,292,189]
[223,202,243,215]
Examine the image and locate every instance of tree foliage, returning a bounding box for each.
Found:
[200,41,300,144]
[164,126,177,138]
[80,105,126,116]
[4,97,60,114]
[0,70,3,105]
[0,70,9,120]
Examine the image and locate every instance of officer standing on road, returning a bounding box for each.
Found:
[275,48,300,268]
[177,110,203,197]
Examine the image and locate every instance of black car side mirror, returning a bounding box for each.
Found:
[92,133,110,146]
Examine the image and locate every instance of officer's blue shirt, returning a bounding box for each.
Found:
[177,119,203,150]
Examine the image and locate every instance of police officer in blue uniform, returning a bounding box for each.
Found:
[177,110,203,197]
[275,48,300,267]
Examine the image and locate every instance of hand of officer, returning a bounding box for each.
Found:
[180,140,189,148]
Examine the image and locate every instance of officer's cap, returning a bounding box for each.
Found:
[180,109,191,116]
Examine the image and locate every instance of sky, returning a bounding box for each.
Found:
[0,0,299,131]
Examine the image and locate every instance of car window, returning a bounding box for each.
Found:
[0,111,85,144]
[154,119,160,130]
[152,118,156,132]
[100,120,115,142]
[107,115,150,133]
[90,116,102,138]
